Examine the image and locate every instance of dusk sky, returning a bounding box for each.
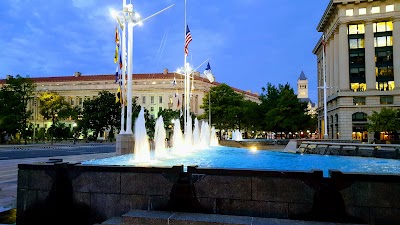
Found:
[0,0,330,103]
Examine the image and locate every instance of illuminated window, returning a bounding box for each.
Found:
[386,5,394,12]
[375,66,393,77]
[374,36,393,47]
[359,8,366,15]
[346,9,354,16]
[376,81,395,91]
[349,38,365,49]
[350,83,366,92]
[374,21,393,32]
[348,24,365,34]
[371,6,380,14]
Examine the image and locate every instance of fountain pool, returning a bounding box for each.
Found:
[83,146,400,177]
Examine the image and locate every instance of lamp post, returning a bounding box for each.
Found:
[111,1,173,135]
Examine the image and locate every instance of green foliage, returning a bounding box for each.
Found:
[79,91,120,141]
[368,108,400,133]
[200,84,245,130]
[260,83,312,135]
[0,75,36,143]
[158,108,181,132]
[39,91,72,143]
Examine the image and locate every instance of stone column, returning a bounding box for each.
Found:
[364,21,376,90]
[339,23,350,91]
[393,18,400,89]
[329,36,335,95]
[334,31,339,93]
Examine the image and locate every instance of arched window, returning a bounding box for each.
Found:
[352,112,367,122]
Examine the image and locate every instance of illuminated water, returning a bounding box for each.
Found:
[83,146,400,177]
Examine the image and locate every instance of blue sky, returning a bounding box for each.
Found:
[0,0,329,103]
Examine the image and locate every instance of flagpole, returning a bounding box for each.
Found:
[184,0,189,137]
[120,0,127,134]
[322,34,328,139]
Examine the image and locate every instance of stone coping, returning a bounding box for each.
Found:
[329,170,400,182]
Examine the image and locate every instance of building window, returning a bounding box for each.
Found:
[374,36,393,47]
[142,96,146,104]
[353,97,366,105]
[150,107,154,112]
[386,5,394,12]
[376,66,394,77]
[346,9,354,16]
[373,21,393,32]
[159,107,162,112]
[376,81,395,91]
[151,96,154,104]
[351,83,366,92]
[159,96,162,104]
[380,96,393,105]
[79,98,83,105]
[349,38,364,49]
[375,49,393,63]
[359,8,366,15]
[371,6,380,14]
[349,52,365,65]
[352,112,368,122]
[350,68,366,80]
[348,24,365,34]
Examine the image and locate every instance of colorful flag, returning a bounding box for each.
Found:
[204,62,215,83]
[116,85,123,104]
[115,65,119,83]
[177,98,180,108]
[119,53,123,69]
[114,26,119,63]
[321,34,326,56]
[184,25,192,56]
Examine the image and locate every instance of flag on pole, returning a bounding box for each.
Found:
[114,26,119,63]
[116,85,123,104]
[115,65,119,83]
[321,34,326,56]
[204,62,215,83]
[184,25,192,56]
[177,98,180,108]
[119,53,123,69]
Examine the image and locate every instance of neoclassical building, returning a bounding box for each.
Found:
[313,0,400,141]
[1,69,259,136]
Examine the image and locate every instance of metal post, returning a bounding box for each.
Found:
[209,90,211,125]
[126,22,133,134]
[120,4,126,134]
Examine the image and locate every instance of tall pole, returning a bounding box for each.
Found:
[184,0,188,135]
[322,34,328,139]
[126,22,133,134]
[120,0,127,134]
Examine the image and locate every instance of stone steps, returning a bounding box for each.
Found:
[99,210,359,225]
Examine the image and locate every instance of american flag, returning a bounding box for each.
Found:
[184,25,192,56]
[321,34,326,56]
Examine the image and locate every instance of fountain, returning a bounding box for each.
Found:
[231,129,243,141]
[16,110,400,225]
[154,115,167,158]
[133,107,151,162]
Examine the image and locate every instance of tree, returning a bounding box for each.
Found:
[39,91,72,144]
[79,91,120,141]
[200,84,244,130]
[0,75,36,144]
[368,108,400,141]
[260,83,311,138]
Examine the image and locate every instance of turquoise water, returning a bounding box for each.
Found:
[83,146,400,177]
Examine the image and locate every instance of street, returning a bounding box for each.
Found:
[0,143,117,214]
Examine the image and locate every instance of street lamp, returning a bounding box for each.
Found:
[110,1,173,135]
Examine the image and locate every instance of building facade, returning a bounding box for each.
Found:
[1,69,259,137]
[297,71,317,116]
[313,0,400,141]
